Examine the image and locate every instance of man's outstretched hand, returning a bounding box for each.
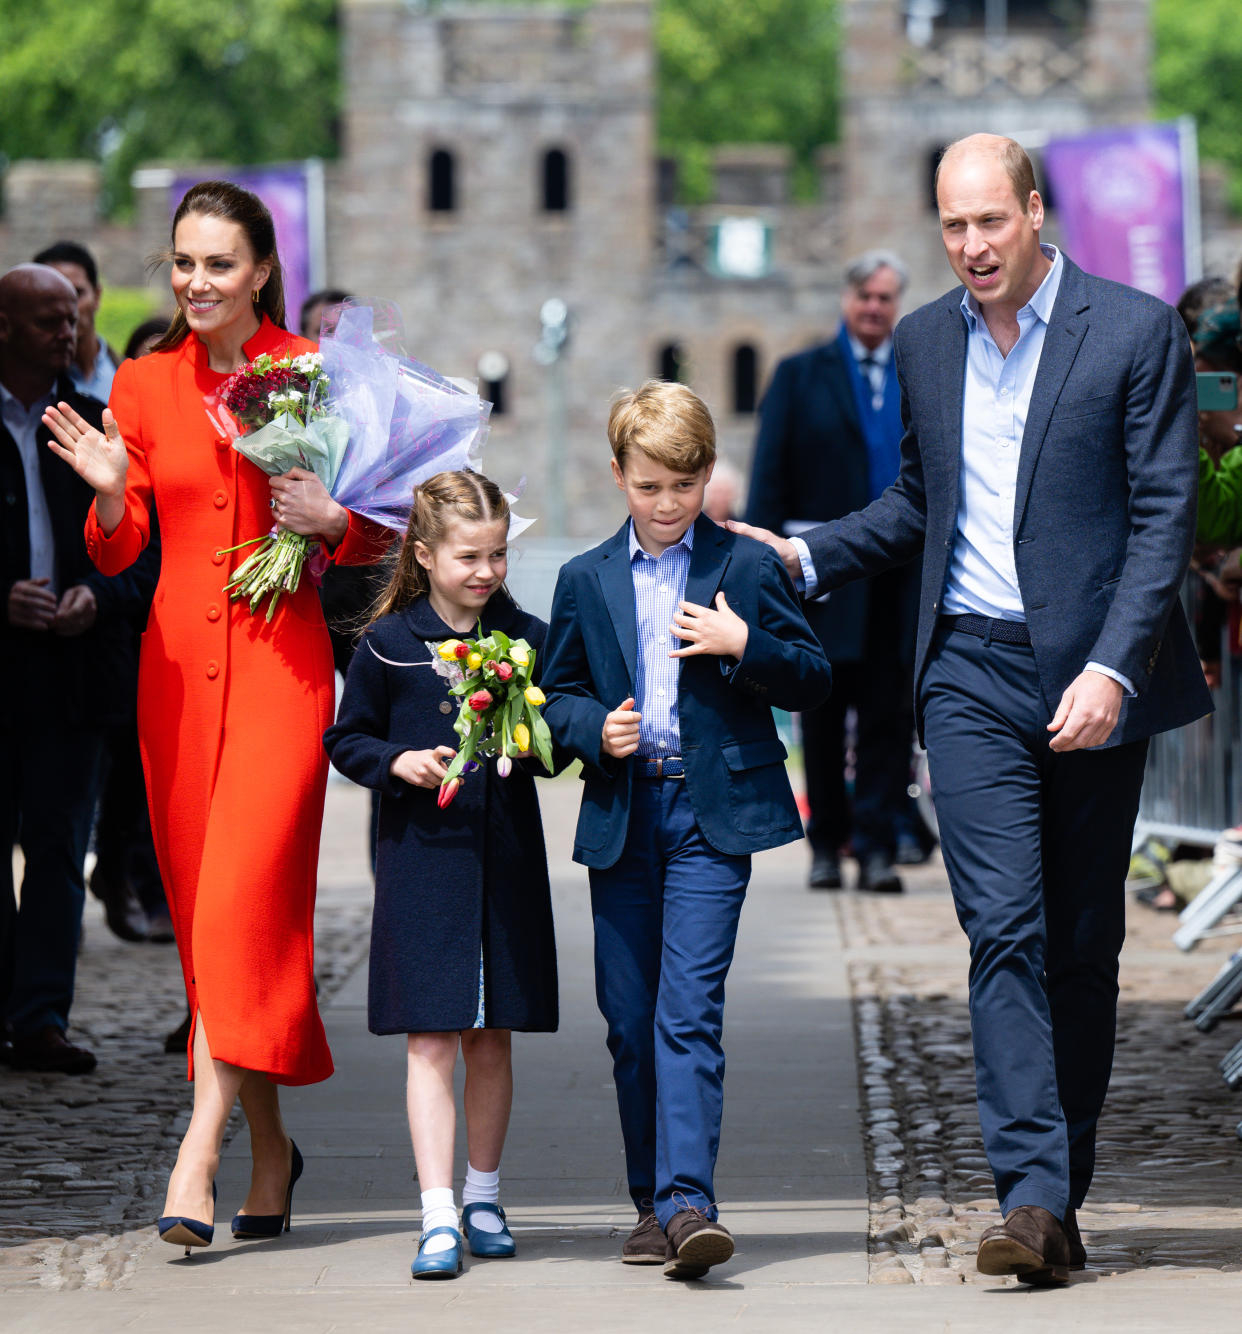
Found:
[724,519,801,582]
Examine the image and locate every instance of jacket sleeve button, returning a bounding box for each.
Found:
[213,491,228,508]
[206,661,219,679]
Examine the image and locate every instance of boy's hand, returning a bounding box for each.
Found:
[670,592,748,660]
[602,697,642,759]
[391,745,457,788]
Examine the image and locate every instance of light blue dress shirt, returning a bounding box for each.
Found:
[794,244,1131,693]
[630,520,693,756]
[69,343,117,405]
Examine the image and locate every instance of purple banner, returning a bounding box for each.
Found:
[1042,124,1194,305]
[170,163,322,336]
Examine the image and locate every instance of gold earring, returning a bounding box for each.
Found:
[252,289,261,305]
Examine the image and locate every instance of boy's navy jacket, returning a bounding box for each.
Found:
[542,514,833,869]
[323,591,558,1036]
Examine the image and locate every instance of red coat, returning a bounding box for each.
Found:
[85,317,385,1085]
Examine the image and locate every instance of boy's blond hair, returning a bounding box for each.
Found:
[608,379,717,475]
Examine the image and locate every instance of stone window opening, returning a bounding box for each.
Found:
[732,344,759,414]
[429,148,456,213]
[658,342,686,384]
[542,148,571,212]
[477,351,510,417]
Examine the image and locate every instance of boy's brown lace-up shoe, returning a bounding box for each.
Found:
[621,1209,666,1264]
[662,1206,734,1280]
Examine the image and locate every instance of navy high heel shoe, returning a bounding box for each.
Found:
[158,1182,217,1256]
[231,1140,303,1239]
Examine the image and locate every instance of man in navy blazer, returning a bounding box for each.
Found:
[733,135,1211,1284]
[543,381,830,1278]
[746,251,920,891]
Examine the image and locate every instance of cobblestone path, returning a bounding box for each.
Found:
[841,869,1242,1285]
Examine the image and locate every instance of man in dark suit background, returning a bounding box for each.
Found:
[0,264,157,1074]
[746,251,919,893]
[733,135,1211,1283]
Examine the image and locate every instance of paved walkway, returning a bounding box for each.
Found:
[5,778,1242,1330]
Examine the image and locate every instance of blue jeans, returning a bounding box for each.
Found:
[0,720,104,1036]
[589,778,750,1228]
[921,626,1147,1216]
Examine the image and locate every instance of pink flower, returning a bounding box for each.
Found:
[495,661,514,681]
[468,689,493,712]
[437,777,461,809]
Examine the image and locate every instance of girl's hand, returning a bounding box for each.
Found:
[43,402,129,499]
[269,467,348,545]
[669,592,749,660]
[390,745,457,789]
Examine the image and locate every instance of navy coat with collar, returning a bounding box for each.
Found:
[323,591,558,1035]
[746,336,918,663]
[802,256,1212,745]
[1,379,159,728]
[541,515,833,869]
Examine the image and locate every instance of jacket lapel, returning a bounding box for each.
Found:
[1014,259,1090,530]
[595,522,638,688]
[822,341,862,440]
[937,295,968,541]
[683,514,731,608]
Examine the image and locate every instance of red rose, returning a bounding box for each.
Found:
[468,689,493,712]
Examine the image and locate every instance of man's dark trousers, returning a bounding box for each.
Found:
[589,777,750,1230]
[921,623,1148,1216]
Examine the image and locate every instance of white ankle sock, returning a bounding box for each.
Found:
[420,1186,458,1253]
[462,1163,504,1233]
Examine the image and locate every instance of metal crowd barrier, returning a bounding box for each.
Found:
[1134,578,1242,951]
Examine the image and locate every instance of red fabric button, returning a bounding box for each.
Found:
[207,605,221,622]
[215,436,231,451]
[213,491,227,508]
[206,661,219,679]
[212,551,226,566]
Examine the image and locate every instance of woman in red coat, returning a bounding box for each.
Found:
[44,181,382,1251]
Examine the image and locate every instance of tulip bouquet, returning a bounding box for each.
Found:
[429,629,554,809]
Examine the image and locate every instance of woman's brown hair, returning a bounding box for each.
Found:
[369,471,511,624]
[150,180,286,352]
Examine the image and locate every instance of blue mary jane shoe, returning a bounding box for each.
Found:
[462,1202,516,1258]
[411,1225,464,1280]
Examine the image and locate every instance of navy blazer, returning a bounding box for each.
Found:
[746,337,918,662]
[803,256,1212,746]
[542,515,833,868]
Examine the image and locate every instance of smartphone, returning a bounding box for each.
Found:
[1197,371,1238,412]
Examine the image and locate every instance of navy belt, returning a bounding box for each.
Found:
[635,755,685,779]
[943,614,1031,646]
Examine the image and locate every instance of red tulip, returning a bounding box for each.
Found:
[454,642,470,660]
[495,661,514,681]
[468,688,493,712]
[437,777,461,809]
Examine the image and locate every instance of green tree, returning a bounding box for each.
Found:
[0,0,338,215]
[1154,0,1242,212]
[657,0,838,202]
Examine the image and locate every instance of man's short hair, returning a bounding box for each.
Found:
[608,380,716,475]
[844,250,909,293]
[32,241,99,289]
[935,136,1039,214]
[299,287,352,334]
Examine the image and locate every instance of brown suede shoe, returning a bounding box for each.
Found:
[1063,1208,1087,1270]
[976,1205,1070,1286]
[2,1026,96,1075]
[662,1208,734,1280]
[621,1210,666,1264]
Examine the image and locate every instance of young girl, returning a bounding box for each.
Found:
[324,471,558,1280]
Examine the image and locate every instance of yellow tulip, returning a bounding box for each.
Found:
[437,639,463,661]
[467,651,483,670]
[524,685,545,706]
[513,722,531,752]
[509,647,530,667]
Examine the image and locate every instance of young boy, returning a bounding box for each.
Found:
[542,381,832,1279]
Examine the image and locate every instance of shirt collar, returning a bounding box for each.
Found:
[960,243,1063,331]
[0,379,55,423]
[629,517,696,562]
[845,327,892,367]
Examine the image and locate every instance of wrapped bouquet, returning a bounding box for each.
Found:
[207,302,492,620]
[429,629,553,809]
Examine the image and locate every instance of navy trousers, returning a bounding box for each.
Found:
[0,718,104,1037]
[921,625,1148,1217]
[589,778,750,1228]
